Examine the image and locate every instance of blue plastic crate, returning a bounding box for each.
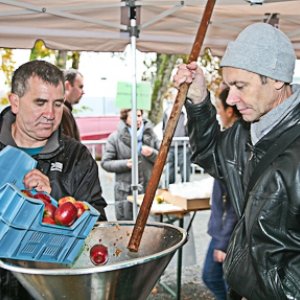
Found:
[0,146,100,264]
[0,145,37,189]
[0,183,99,263]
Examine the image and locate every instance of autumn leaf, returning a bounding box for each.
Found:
[0,96,9,105]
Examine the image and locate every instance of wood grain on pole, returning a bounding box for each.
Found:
[127,0,217,252]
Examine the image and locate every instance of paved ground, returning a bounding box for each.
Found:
[146,209,215,300]
[99,164,216,300]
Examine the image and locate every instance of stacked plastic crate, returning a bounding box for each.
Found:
[0,145,99,264]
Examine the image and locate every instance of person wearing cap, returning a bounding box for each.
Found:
[173,22,300,300]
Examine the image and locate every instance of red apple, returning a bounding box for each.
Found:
[42,216,56,225]
[54,202,77,226]
[21,189,33,198]
[33,192,51,204]
[44,203,57,219]
[90,244,108,265]
[58,196,76,206]
[74,201,90,218]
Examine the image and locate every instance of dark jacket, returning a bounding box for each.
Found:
[0,107,107,221]
[186,87,300,300]
[61,100,81,141]
[208,180,237,253]
[101,118,160,206]
[0,106,107,300]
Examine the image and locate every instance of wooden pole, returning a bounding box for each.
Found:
[127,0,217,252]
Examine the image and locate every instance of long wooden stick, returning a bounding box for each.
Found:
[127,0,217,252]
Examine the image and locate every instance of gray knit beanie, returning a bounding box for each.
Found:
[220,23,296,83]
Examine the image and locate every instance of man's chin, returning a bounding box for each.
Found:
[37,134,52,140]
[242,115,255,122]
[37,128,55,138]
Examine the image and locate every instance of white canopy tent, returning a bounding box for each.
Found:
[1,0,299,219]
[0,0,299,56]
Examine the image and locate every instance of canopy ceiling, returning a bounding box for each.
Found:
[0,0,299,57]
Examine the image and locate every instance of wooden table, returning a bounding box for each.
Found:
[127,194,210,299]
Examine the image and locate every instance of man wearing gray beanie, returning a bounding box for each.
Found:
[174,22,300,300]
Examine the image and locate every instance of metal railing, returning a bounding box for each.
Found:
[82,137,204,187]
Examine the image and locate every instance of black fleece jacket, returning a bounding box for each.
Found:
[0,106,107,221]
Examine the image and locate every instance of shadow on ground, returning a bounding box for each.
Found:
[147,266,215,300]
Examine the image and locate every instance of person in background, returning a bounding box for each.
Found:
[0,60,107,300]
[61,69,85,141]
[101,108,160,220]
[174,22,300,299]
[162,87,191,185]
[202,88,240,300]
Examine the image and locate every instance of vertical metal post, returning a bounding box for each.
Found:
[128,0,217,252]
[174,142,178,184]
[176,217,184,300]
[130,16,138,221]
[183,141,187,182]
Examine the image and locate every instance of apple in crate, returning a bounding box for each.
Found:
[42,216,56,225]
[33,191,51,204]
[58,196,76,206]
[74,201,90,218]
[90,244,108,265]
[54,202,77,226]
[44,203,57,219]
[21,189,33,198]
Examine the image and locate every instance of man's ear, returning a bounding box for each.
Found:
[8,93,19,114]
[226,106,234,118]
[274,80,285,90]
[65,81,71,92]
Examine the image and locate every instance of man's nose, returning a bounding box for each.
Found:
[44,105,55,119]
[226,90,239,106]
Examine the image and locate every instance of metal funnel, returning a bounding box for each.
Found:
[0,221,187,300]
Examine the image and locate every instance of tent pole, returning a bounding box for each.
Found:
[130,13,139,221]
[128,0,217,252]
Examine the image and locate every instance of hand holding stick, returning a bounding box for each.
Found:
[127,0,217,252]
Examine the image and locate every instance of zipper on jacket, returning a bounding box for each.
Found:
[222,193,227,228]
[248,151,254,161]
[246,142,254,161]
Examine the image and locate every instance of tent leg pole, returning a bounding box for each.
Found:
[130,17,139,221]
[128,0,217,252]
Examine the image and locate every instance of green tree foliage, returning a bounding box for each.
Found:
[70,51,81,69]
[29,40,55,61]
[55,50,68,69]
[0,48,15,105]
[146,54,188,125]
[0,42,81,108]
[199,48,222,97]
[30,40,80,70]
[144,49,222,125]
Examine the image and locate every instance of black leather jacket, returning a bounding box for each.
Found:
[0,107,107,221]
[186,89,300,300]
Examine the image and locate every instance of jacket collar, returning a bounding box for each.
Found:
[251,84,300,145]
[250,97,300,154]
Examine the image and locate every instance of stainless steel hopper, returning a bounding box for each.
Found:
[0,221,187,300]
